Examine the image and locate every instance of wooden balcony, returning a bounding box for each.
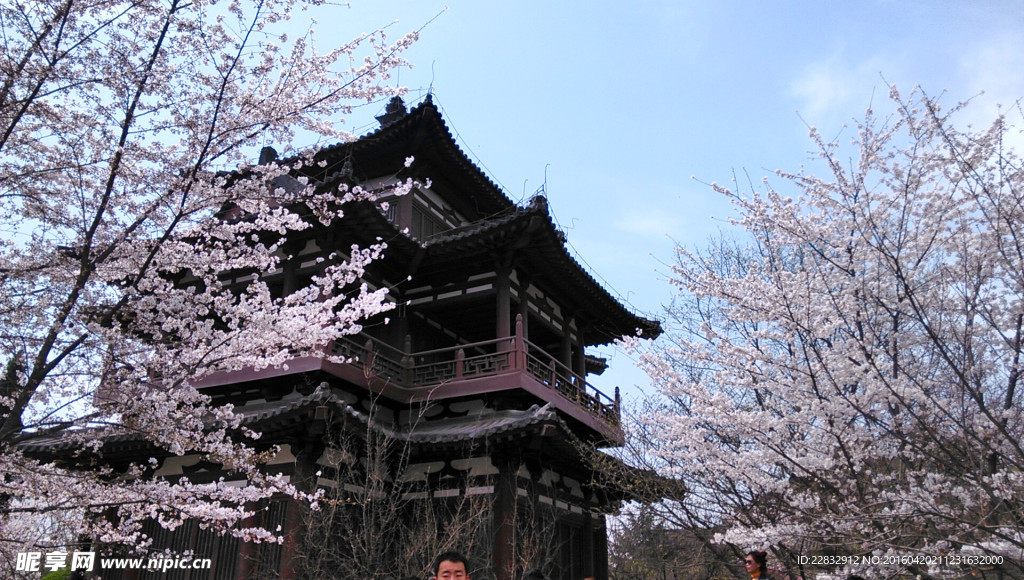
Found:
[197,318,623,441]
[333,330,620,422]
[195,317,618,440]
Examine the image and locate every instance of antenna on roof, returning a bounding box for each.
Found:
[530,165,550,200]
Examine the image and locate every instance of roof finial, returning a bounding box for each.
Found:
[375,96,407,129]
[259,146,278,165]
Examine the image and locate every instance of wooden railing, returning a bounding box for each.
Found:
[520,339,621,426]
[329,334,407,383]
[327,316,620,426]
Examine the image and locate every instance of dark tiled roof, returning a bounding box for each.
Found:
[312,95,514,219]
[238,388,573,445]
[19,389,574,456]
[236,94,662,341]
[331,197,662,343]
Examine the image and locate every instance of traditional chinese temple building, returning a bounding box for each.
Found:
[91,95,661,580]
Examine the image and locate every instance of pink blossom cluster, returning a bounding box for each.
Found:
[627,87,1024,576]
[0,0,416,572]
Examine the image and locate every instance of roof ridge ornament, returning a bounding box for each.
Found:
[375,95,408,128]
[258,146,278,165]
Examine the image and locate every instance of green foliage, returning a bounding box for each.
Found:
[40,568,71,580]
[609,505,737,580]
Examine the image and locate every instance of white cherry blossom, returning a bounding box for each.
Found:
[0,0,415,571]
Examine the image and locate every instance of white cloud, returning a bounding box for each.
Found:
[790,64,856,122]
[957,32,1024,125]
[789,54,897,127]
[615,210,680,238]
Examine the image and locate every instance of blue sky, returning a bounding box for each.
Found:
[297,1,1024,402]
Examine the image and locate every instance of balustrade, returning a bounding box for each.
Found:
[328,326,619,427]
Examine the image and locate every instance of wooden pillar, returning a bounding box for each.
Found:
[392,301,409,351]
[234,516,258,580]
[582,512,595,580]
[401,333,413,385]
[560,316,574,370]
[397,192,414,231]
[278,501,304,579]
[517,274,531,345]
[496,264,512,350]
[595,515,609,580]
[279,440,319,579]
[574,323,587,379]
[492,451,518,580]
[282,257,298,297]
[515,315,527,370]
[280,239,306,297]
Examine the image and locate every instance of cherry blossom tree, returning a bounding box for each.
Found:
[0,0,417,570]
[626,87,1024,578]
